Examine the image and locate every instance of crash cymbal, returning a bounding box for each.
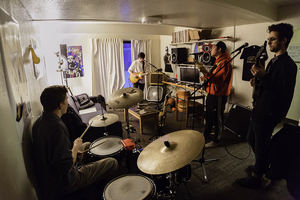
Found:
[137,130,205,175]
[89,113,119,127]
[107,87,143,109]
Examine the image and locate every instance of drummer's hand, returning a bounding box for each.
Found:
[73,138,83,151]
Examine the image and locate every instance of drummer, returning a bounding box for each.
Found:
[32,85,119,200]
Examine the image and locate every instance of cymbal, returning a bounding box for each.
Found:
[137,130,205,175]
[89,113,119,127]
[107,87,143,109]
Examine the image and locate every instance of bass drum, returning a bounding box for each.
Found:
[88,136,124,162]
[103,174,156,200]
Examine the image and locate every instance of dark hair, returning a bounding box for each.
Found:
[268,23,294,48]
[216,41,227,53]
[138,52,145,59]
[40,85,68,112]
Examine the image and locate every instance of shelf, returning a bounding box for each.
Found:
[170,37,235,46]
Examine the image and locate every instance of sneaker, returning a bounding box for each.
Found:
[205,141,219,148]
[235,176,261,189]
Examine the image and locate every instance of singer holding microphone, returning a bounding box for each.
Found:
[196,41,233,148]
[128,52,149,91]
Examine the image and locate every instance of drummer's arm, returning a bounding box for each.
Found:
[70,138,82,171]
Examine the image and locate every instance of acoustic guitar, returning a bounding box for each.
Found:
[129,72,147,83]
[252,41,267,105]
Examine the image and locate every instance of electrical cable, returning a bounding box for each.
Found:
[224,139,252,160]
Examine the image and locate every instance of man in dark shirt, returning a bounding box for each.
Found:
[32,85,118,200]
[236,23,297,189]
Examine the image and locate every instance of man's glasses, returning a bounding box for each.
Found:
[267,37,278,42]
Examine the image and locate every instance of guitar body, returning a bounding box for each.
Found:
[129,72,145,83]
[252,41,267,105]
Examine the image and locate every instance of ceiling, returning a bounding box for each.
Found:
[20,0,300,29]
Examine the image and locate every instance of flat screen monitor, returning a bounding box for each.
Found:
[178,66,200,84]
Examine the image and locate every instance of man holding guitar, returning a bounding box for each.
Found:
[236,23,297,189]
[197,41,233,148]
[128,52,148,91]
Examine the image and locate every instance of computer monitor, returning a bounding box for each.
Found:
[177,66,200,84]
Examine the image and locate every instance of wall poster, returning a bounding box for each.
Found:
[66,46,84,78]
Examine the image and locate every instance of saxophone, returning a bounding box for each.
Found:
[159,91,172,126]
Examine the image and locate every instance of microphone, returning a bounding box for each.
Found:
[231,43,249,54]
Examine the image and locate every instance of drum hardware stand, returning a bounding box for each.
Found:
[149,91,172,141]
[192,147,219,183]
[124,107,131,138]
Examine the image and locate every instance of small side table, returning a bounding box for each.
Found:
[124,106,159,134]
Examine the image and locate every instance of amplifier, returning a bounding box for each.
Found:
[224,104,252,140]
[150,73,166,85]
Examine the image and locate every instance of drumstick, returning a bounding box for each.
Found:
[80,121,93,139]
[82,139,108,153]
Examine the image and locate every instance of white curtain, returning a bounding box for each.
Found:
[92,38,125,100]
[131,39,152,99]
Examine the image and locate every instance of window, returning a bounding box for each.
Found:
[123,41,132,87]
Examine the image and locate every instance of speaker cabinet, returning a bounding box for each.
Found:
[150,73,166,85]
[196,44,215,65]
[171,48,187,64]
[147,86,163,102]
[224,104,252,140]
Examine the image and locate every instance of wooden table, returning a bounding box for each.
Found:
[162,81,207,94]
[124,106,159,134]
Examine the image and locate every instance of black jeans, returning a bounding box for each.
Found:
[247,120,278,178]
[133,82,145,91]
[204,94,227,143]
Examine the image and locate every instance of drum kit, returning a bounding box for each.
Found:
[83,87,206,199]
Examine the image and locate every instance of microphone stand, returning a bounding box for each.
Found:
[191,49,242,183]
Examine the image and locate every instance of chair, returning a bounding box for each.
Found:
[175,89,205,127]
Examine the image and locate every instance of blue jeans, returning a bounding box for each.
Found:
[247,120,278,178]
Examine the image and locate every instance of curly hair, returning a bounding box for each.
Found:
[268,23,294,48]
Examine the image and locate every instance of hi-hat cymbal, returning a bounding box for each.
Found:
[137,130,205,175]
[107,87,143,109]
[89,113,119,127]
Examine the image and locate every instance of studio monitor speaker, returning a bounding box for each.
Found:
[224,104,252,140]
[196,44,215,65]
[171,48,187,64]
[147,86,164,102]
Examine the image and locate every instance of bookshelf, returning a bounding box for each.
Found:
[170,37,235,46]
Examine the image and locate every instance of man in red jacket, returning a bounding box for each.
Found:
[197,41,233,148]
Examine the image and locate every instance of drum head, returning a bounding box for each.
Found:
[90,136,123,156]
[104,174,154,200]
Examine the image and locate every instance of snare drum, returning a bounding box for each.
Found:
[103,174,156,200]
[89,136,124,161]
